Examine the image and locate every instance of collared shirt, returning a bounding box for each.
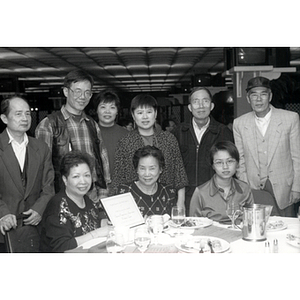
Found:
[6,128,28,172]
[35,105,110,200]
[254,107,272,137]
[189,174,254,222]
[192,117,210,144]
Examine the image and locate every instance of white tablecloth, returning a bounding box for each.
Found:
[229,216,300,253]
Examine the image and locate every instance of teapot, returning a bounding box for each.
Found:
[234,204,273,242]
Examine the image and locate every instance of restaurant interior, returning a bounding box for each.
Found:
[1,47,299,297]
[0,47,300,133]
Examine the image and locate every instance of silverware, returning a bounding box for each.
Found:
[273,239,278,253]
[286,234,300,241]
[207,239,214,253]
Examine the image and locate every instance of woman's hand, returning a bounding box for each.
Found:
[92,226,109,238]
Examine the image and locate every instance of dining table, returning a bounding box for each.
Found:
[66,215,300,254]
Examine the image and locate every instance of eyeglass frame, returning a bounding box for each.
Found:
[190,98,212,107]
[213,158,237,168]
[248,91,270,101]
[68,87,93,99]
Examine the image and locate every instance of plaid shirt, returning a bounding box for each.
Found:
[35,105,110,201]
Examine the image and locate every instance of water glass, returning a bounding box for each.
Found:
[171,206,185,234]
[298,207,300,221]
[226,199,240,229]
[106,231,125,253]
[134,225,151,253]
[147,215,164,245]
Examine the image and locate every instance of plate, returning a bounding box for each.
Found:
[286,234,300,248]
[267,220,287,232]
[175,236,230,253]
[169,217,213,229]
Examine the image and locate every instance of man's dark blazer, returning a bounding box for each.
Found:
[0,129,55,243]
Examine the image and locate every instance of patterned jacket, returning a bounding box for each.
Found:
[110,128,188,195]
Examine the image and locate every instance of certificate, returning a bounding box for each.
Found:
[100,193,145,228]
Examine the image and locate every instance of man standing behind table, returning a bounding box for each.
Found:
[173,87,234,214]
[0,96,55,252]
[35,70,110,202]
[233,76,300,217]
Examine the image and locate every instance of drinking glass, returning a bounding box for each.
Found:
[226,199,240,229]
[147,215,164,245]
[134,225,151,253]
[106,231,125,253]
[298,207,300,221]
[171,206,186,235]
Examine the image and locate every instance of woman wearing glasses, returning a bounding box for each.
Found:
[189,141,253,222]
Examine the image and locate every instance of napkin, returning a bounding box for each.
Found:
[145,244,178,253]
[163,214,170,223]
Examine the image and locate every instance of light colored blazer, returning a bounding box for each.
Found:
[233,105,300,210]
[0,130,55,242]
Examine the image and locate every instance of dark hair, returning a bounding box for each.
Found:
[60,150,93,178]
[118,117,133,127]
[189,87,213,104]
[132,145,165,170]
[63,70,94,89]
[130,94,158,114]
[93,89,121,111]
[209,141,239,165]
[0,94,30,116]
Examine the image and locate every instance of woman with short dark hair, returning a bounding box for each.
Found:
[116,146,176,217]
[39,150,108,252]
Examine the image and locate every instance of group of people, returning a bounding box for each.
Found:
[0,69,299,253]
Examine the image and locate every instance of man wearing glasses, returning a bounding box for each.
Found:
[233,76,300,217]
[35,70,110,202]
[173,87,234,214]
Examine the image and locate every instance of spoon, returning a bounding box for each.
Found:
[207,239,214,253]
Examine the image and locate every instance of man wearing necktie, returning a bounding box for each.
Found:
[233,76,300,217]
[0,96,55,252]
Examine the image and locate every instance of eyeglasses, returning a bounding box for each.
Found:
[249,92,269,101]
[68,88,92,99]
[190,98,211,107]
[213,159,236,168]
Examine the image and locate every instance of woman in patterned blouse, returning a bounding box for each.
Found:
[116,146,177,218]
[110,94,188,210]
[40,151,108,252]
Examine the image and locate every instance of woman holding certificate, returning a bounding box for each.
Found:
[116,145,177,217]
[39,151,108,252]
[111,94,188,210]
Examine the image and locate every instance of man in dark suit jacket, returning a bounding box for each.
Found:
[173,87,234,214]
[0,95,55,252]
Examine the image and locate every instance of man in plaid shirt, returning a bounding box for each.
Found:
[35,70,110,202]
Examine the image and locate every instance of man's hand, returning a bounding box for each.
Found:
[291,191,300,204]
[0,214,17,235]
[23,209,42,226]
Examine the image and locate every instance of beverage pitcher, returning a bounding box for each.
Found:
[233,204,273,242]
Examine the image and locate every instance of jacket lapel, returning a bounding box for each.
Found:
[266,107,282,165]
[0,131,24,195]
[244,114,260,168]
[24,138,39,199]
